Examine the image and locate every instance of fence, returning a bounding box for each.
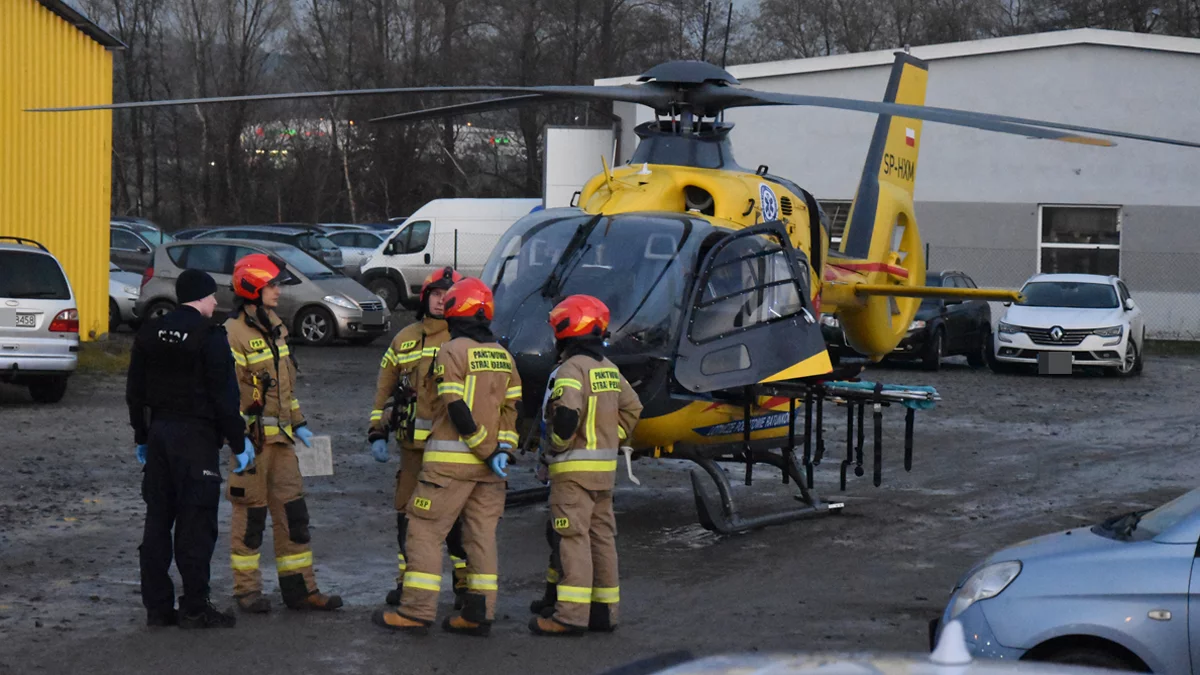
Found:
[925,244,1200,342]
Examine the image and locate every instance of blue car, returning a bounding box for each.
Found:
[932,487,1200,673]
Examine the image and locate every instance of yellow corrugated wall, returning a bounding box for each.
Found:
[1,0,113,341]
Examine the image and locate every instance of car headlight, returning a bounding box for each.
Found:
[949,561,1021,619]
[122,285,140,296]
[323,295,358,310]
[1093,325,1123,338]
[909,320,925,331]
[997,321,1020,334]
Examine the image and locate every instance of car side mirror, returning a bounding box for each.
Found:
[137,246,150,254]
[1124,298,1134,310]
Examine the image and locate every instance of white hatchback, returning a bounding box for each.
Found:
[992,273,1144,376]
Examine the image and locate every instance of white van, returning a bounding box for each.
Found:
[360,198,543,310]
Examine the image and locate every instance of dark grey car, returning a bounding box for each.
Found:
[136,239,389,346]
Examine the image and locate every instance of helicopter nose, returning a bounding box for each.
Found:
[497,297,557,402]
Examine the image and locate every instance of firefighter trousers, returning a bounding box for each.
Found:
[396,467,506,625]
[226,440,320,605]
[547,480,620,629]
[394,447,468,589]
[139,419,222,615]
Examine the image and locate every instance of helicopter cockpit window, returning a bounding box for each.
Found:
[689,234,806,344]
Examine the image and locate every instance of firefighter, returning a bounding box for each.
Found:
[528,294,643,636]
[126,269,246,629]
[366,266,472,608]
[371,277,522,637]
[224,253,343,613]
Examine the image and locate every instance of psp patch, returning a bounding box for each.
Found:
[399,339,418,351]
[553,517,569,529]
[414,497,432,511]
[249,338,266,350]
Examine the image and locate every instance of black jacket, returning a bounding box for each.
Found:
[126,305,244,449]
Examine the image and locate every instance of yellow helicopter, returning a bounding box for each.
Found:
[32,52,1200,533]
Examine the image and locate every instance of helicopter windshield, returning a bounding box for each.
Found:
[482,211,701,354]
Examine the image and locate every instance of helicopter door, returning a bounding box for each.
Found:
[673,221,829,394]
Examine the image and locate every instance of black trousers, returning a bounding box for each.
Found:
[139,419,223,614]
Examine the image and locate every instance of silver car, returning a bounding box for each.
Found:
[325,229,385,278]
[136,238,390,346]
[931,486,1200,674]
[0,237,79,403]
[109,262,141,331]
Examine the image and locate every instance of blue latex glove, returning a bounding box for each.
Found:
[235,438,256,474]
[136,444,148,465]
[489,452,510,478]
[371,439,389,463]
[295,425,314,447]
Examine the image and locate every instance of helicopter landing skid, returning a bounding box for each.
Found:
[687,452,844,535]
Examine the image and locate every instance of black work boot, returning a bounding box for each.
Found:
[236,592,271,614]
[179,600,237,629]
[588,603,617,633]
[146,607,178,627]
[385,582,403,606]
[529,582,556,617]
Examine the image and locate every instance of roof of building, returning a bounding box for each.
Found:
[35,0,125,49]
[597,28,1200,85]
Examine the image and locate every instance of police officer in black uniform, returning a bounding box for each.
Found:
[126,269,254,629]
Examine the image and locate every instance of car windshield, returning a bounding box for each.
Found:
[138,230,174,246]
[1019,281,1118,308]
[1121,487,1200,541]
[274,247,337,279]
[0,251,71,299]
[919,275,944,307]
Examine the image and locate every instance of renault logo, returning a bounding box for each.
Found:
[1050,326,1064,341]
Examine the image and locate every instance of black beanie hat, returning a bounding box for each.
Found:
[177,269,217,304]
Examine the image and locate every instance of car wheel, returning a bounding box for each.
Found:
[1112,339,1140,377]
[967,326,990,369]
[1035,646,1147,672]
[29,376,69,404]
[922,329,943,371]
[367,278,401,311]
[146,300,175,322]
[109,298,120,331]
[295,306,335,346]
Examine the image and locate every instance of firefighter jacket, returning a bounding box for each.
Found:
[423,336,522,483]
[225,306,306,446]
[542,352,643,491]
[368,317,449,449]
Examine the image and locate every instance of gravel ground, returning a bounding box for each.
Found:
[2,319,1197,675]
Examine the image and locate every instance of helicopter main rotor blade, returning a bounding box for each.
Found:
[24,84,668,113]
[369,94,561,124]
[705,87,1200,149]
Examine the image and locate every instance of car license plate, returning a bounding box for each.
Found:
[1038,351,1072,375]
[15,313,36,328]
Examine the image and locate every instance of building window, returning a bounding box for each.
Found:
[819,200,852,245]
[1037,205,1121,276]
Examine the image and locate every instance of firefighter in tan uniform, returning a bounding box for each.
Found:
[224,253,343,613]
[529,295,643,636]
[372,277,522,637]
[366,267,471,607]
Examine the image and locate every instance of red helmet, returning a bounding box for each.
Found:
[442,278,494,321]
[421,266,464,301]
[549,294,610,340]
[232,253,287,301]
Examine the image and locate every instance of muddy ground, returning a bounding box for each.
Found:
[2,317,1198,675]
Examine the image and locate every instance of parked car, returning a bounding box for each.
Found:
[111,221,175,273]
[171,228,211,240]
[821,270,993,371]
[136,239,389,346]
[0,237,79,403]
[192,225,346,275]
[931,484,1200,675]
[360,198,542,310]
[326,228,385,276]
[109,262,141,331]
[992,273,1144,377]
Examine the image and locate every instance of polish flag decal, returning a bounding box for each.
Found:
[905,127,916,146]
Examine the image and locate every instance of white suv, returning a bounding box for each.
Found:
[992,273,1144,376]
[0,237,80,402]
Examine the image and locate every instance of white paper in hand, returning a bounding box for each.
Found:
[296,434,334,477]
